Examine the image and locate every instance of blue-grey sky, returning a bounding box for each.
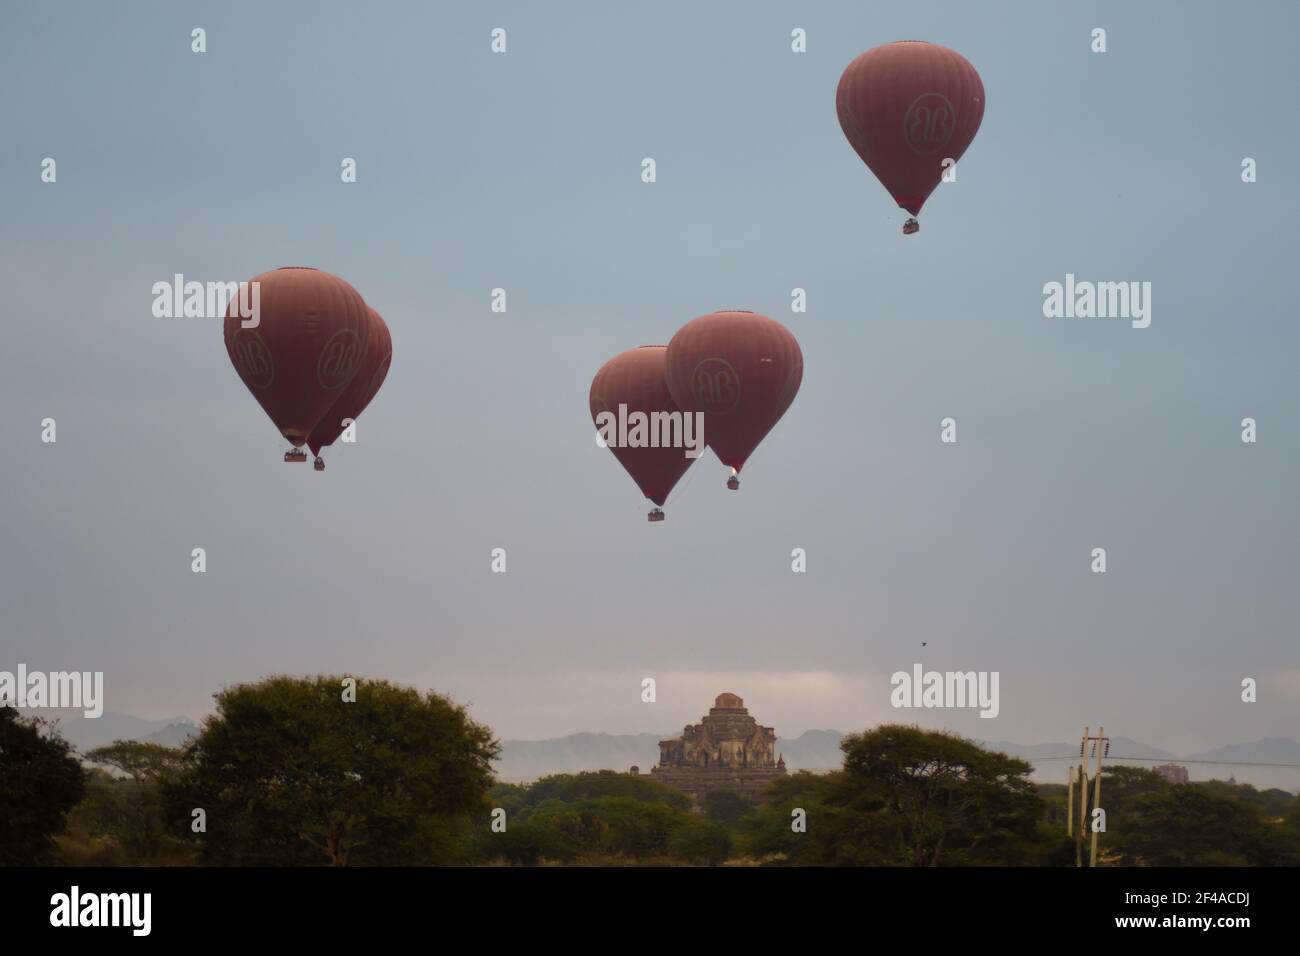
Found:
[1,0,1296,754]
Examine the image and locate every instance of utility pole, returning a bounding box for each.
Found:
[1069,726,1110,867]
[1090,726,1108,867]
[1074,727,1088,866]
[1066,763,1074,838]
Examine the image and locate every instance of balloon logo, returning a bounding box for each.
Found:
[317,329,364,390]
[689,358,741,413]
[231,330,274,389]
[903,93,955,155]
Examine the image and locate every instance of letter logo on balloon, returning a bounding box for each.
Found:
[231,329,275,389]
[317,329,364,390]
[689,358,741,413]
[903,93,956,155]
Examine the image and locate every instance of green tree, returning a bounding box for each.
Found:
[0,706,86,865]
[668,818,732,865]
[741,772,889,865]
[60,768,133,865]
[701,789,750,826]
[478,775,711,865]
[520,771,690,811]
[838,725,1051,866]
[87,740,185,783]
[487,815,580,865]
[1285,794,1300,832]
[165,675,498,865]
[1118,786,1300,866]
[1196,779,1296,818]
[81,741,187,862]
[519,795,688,859]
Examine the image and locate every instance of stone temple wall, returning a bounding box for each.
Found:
[648,766,787,806]
[647,693,787,805]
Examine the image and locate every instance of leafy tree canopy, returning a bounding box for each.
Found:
[0,706,86,865]
[165,675,498,865]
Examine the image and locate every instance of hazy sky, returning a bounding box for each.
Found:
[2,1,1297,754]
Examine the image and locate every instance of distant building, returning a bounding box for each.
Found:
[1154,763,1189,784]
[645,693,787,804]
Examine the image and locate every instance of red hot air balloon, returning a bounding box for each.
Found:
[836,40,985,234]
[224,267,370,460]
[306,307,392,471]
[590,346,701,521]
[664,311,802,490]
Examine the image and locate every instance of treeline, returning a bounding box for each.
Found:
[3,681,1299,867]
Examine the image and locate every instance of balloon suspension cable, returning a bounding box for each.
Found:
[726,467,740,491]
[902,217,920,235]
[647,507,665,523]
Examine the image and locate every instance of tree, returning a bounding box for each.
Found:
[1197,779,1296,818]
[839,725,1050,866]
[702,789,750,826]
[81,741,187,862]
[0,706,86,864]
[165,676,498,865]
[86,740,185,784]
[520,771,690,811]
[59,768,134,865]
[1286,794,1300,832]
[1118,786,1300,866]
[477,774,714,865]
[741,772,888,865]
[487,815,580,865]
[668,818,732,866]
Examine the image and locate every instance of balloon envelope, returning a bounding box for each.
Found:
[836,40,985,217]
[590,346,699,507]
[664,311,802,475]
[223,267,370,446]
[308,307,393,456]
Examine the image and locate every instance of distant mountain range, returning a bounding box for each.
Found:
[495,731,1300,794]
[53,712,199,752]
[43,713,1300,794]
[980,737,1300,793]
[493,729,847,780]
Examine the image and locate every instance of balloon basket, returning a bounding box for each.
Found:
[284,449,307,463]
[647,508,665,522]
[313,458,325,472]
[902,218,920,235]
[726,476,740,490]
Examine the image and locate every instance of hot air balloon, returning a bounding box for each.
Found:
[664,311,802,490]
[223,267,370,461]
[836,40,985,234]
[590,346,701,521]
[306,307,392,471]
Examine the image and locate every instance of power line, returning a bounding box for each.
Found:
[1034,755,1300,769]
